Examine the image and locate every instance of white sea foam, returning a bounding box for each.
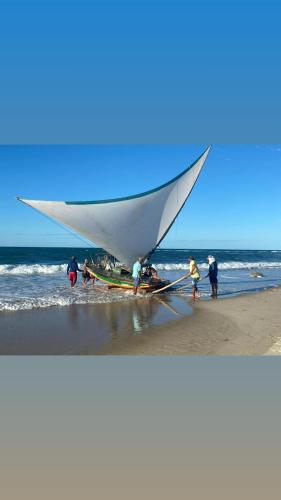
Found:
[154,261,281,271]
[0,289,137,311]
[1,260,281,276]
[0,258,281,312]
[0,263,68,275]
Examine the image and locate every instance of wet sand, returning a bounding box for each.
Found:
[0,288,280,355]
[0,295,192,355]
[101,287,281,355]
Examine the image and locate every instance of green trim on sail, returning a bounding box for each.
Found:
[65,146,210,205]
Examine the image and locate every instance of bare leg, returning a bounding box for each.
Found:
[73,273,77,287]
[133,278,139,295]
[211,283,218,298]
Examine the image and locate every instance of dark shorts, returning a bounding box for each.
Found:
[133,278,140,287]
[209,277,218,284]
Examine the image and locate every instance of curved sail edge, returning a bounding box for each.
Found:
[17,146,211,267]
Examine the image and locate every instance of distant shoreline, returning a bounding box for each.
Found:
[0,246,281,250]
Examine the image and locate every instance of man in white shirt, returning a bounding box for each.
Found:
[132,257,143,295]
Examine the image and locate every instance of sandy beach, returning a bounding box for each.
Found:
[0,287,280,355]
[99,288,281,355]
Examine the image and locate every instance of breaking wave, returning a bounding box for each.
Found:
[1,260,281,276]
[154,261,281,271]
[0,288,136,311]
[0,263,68,275]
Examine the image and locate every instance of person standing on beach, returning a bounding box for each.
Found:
[132,257,143,295]
[187,255,201,300]
[67,256,83,288]
[205,255,218,299]
[82,259,95,288]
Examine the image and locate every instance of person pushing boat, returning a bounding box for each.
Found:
[187,256,200,300]
[132,257,143,295]
[82,259,95,288]
[67,256,83,288]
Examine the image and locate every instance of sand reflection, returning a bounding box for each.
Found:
[0,295,192,355]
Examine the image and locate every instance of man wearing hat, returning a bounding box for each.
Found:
[206,255,218,299]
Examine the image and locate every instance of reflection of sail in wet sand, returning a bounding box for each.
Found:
[104,298,161,337]
[132,303,143,333]
[83,295,192,351]
[0,295,193,354]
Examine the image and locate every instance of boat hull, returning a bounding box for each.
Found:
[86,265,169,292]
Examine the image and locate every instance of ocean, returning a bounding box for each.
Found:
[0,247,281,312]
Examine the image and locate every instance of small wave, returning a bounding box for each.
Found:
[0,289,137,311]
[1,260,281,275]
[154,261,281,271]
[0,264,68,275]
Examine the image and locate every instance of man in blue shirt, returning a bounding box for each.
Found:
[67,256,83,288]
[132,257,143,295]
[206,255,218,299]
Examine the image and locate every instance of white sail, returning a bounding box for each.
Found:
[17,146,211,267]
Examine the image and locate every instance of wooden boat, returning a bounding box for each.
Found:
[86,263,169,291]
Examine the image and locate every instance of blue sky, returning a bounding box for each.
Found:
[0,145,280,249]
[0,0,281,142]
[0,2,280,249]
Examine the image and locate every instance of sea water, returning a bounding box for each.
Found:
[0,247,281,312]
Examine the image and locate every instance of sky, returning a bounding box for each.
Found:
[0,144,280,250]
[0,0,281,142]
[0,1,280,249]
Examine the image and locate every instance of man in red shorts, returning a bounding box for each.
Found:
[67,256,83,287]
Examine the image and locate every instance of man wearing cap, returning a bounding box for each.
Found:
[206,255,218,299]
